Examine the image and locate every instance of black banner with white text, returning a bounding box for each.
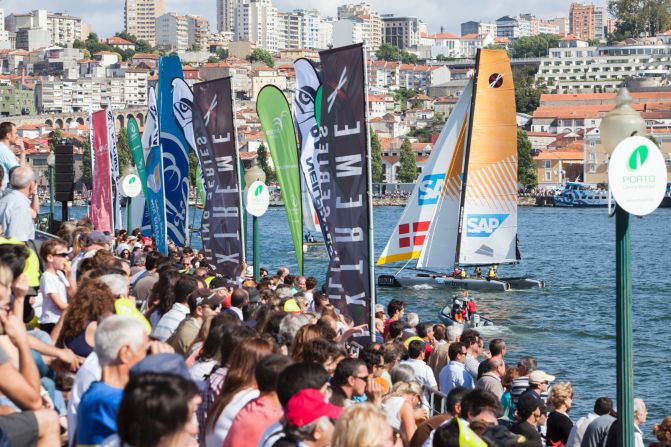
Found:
[192,78,245,278]
[319,43,373,329]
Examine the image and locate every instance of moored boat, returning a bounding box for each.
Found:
[553,182,608,207]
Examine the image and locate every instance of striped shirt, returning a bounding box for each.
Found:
[151,302,189,341]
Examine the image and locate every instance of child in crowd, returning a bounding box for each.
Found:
[39,239,76,334]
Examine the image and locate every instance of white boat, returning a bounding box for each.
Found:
[553,182,609,207]
[376,49,543,292]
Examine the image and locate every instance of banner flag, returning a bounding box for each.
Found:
[145,85,167,251]
[90,110,113,232]
[319,43,374,328]
[158,56,190,247]
[127,116,149,230]
[106,103,122,230]
[292,58,334,258]
[172,78,207,207]
[256,85,304,274]
[192,77,245,278]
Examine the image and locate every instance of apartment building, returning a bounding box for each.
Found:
[461,21,497,37]
[235,0,278,52]
[536,35,671,93]
[569,3,594,40]
[187,15,209,50]
[381,15,427,49]
[124,0,165,46]
[155,12,189,52]
[47,13,82,46]
[276,9,322,49]
[337,3,382,50]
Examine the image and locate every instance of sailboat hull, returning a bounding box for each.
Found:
[377,274,510,291]
[502,277,545,289]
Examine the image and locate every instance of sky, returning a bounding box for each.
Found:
[1,0,603,38]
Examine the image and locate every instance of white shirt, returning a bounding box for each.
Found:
[205,387,260,447]
[635,424,644,447]
[39,270,70,324]
[439,361,474,394]
[399,358,437,405]
[566,412,598,447]
[67,353,101,447]
[151,302,189,341]
[190,359,217,384]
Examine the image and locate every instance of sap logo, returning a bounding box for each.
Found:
[466,214,509,237]
[418,174,445,205]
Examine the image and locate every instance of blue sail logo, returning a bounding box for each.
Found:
[466,214,509,237]
[418,174,445,205]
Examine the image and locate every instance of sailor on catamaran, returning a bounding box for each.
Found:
[487,265,498,280]
[473,266,482,278]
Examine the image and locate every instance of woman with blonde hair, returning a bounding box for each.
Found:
[332,403,396,447]
[546,381,574,447]
[651,417,671,447]
[381,381,427,440]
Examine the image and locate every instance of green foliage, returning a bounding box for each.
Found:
[370,131,384,183]
[406,128,432,143]
[49,128,64,152]
[513,65,547,114]
[608,0,671,39]
[394,87,421,111]
[397,138,418,183]
[517,129,537,189]
[256,144,276,183]
[115,128,133,174]
[191,43,202,52]
[376,44,417,64]
[115,31,153,53]
[81,139,91,186]
[208,56,219,63]
[188,151,198,186]
[73,32,147,62]
[432,112,446,126]
[247,49,274,67]
[436,54,455,61]
[216,48,229,60]
[509,34,559,58]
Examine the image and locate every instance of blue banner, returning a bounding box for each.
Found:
[142,86,167,251]
[158,56,190,248]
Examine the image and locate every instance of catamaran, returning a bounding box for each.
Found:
[377,49,544,292]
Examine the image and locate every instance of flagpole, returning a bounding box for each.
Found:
[231,83,247,266]
[362,44,376,341]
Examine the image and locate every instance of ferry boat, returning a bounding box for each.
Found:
[553,182,609,207]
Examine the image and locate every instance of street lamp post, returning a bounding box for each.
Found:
[599,88,647,447]
[244,160,267,281]
[47,151,55,226]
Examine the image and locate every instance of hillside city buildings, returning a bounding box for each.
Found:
[0,1,670,188]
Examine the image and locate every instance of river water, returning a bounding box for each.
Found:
[49,204,671,430]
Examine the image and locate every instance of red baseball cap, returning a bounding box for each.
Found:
[284,389,342,427]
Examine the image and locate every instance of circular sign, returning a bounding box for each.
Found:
[608,136,667,216]
[246,180,269,217]
[121,175,142,198]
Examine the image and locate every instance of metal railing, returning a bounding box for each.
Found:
[426,387,448,417]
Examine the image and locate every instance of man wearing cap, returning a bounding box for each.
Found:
[167,288,223,356]
[511,393,545,447]
[521,370,555,403]
[274,388,342,447]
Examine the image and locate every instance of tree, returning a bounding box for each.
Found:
[81,139,92,186]
[397,138,418,183]
[188,151,199,186]
[115,128,133,174]
[370,131,384,183]
[394,87,420,111]
[256,143,276,183]
[376,44,417,64]
[513,65,547,114]
[247,48,274,67]
[216,48,229,60]
[509,34,559,58]
[517,130,537,189]
[191,43,202,52]
[608,0,671,38]
[49,128,64,152]
[207,56,219,64]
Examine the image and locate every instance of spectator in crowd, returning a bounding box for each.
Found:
[168,288,223,356]
[39,238,77,334]
[476,357,505,399]
[152,275,200,341]
[566,397,613,447]
[0,166,37,241]
[331,403,394,447]
[511,393,545,447]
[439,342,474,395]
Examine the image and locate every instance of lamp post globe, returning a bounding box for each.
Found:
[244,158,266,282]
[599,87,647,447]
[599,88,647,154]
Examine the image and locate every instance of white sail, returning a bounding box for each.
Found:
[301,174,320,234]
[377,81,473,266]
[416,95,470,269]
[457,50,518,266]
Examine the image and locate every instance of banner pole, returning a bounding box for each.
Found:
[231,80,246,266]
[362,45,376,341]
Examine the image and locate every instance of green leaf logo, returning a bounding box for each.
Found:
[254,184,263,197]
[628,145,648,171]
[129,177,136,184]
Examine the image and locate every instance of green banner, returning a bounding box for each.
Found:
[195,165,205,206]
[256,85,303,274]
[127,116,151,232]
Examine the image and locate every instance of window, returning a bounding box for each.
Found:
[545,171,551,181]
[544,160,551,169]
